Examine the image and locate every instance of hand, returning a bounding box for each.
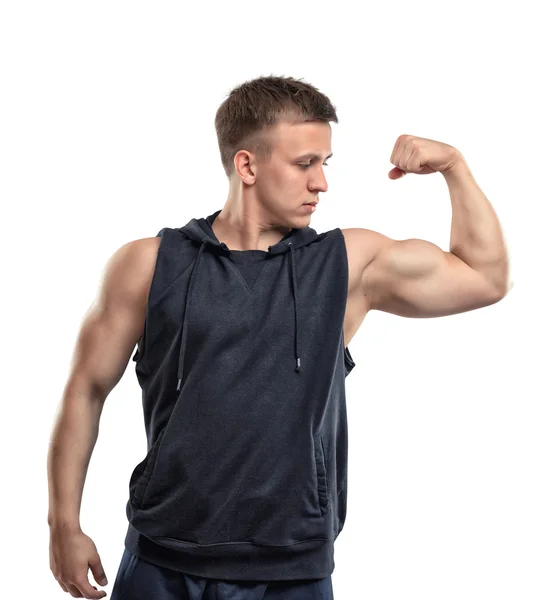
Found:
[388,134,461,180]
[49,527,108,599]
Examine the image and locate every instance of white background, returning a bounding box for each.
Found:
[1,1,552,599]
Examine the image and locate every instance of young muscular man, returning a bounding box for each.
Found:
[48,75,510,600]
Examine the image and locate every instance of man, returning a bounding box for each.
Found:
[47,75,510,600]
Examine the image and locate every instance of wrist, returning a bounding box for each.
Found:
[442,153,473,182]
[48,518,82,533]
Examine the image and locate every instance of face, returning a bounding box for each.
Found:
[243,120,333,228]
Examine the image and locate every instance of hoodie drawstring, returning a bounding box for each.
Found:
[176,240,301,393]
[288,242,301,372]
[176,240,208,392]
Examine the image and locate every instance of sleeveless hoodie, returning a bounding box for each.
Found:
[124,209,356,581]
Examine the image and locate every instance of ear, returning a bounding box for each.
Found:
[234,150,256,183]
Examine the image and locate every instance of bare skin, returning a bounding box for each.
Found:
[48,120,508,599]
[48,238,158,599]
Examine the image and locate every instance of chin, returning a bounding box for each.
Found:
[279,209,311,229]
[297,214,312,227]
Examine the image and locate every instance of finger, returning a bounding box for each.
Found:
[390,135,405,164]
[398,143,414,172]
[405,146,421,172]
[89,555,108,588]
[75,578,107,599]
[390,146,403,172]
[66,582,83,598]
[388,167,405,180]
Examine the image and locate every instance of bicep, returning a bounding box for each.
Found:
[364,238,502,318]
[66,238,159,400]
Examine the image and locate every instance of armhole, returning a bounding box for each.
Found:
[338,228,356,377]
[344,345,356,376]
[132,229,167,364]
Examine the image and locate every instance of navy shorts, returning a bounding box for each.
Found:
[110,547,334,599]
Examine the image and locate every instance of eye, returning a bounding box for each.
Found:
[299,162,329,169]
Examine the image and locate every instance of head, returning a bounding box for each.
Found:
[214,75,338,228]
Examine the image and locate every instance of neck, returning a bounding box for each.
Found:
[212,201,292,252]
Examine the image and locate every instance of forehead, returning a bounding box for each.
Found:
[271,120,332,157]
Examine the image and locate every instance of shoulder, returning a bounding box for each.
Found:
[341,227,393,282]
[100,237,161,305]
[341,227,385,256]
[112,236,161,275]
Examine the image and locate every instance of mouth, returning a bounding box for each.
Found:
[303,202,317,207]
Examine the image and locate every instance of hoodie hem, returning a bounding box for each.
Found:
[124,523,335,581]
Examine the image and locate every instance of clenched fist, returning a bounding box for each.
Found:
[388,134,461,180]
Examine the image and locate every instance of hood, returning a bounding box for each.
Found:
[173,209,320,392]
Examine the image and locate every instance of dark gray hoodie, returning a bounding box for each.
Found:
[124,209,356,581]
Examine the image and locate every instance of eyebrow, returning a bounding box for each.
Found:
[296,152,333,161]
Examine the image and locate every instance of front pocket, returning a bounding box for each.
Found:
[314,433,329,516]
[130,426,167,508]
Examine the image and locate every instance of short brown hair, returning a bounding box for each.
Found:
[214,75,339,179]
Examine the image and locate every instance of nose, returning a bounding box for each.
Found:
[308,165,328,193]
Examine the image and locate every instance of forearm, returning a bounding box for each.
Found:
[443,153,510,295]
[47,383,104,532]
